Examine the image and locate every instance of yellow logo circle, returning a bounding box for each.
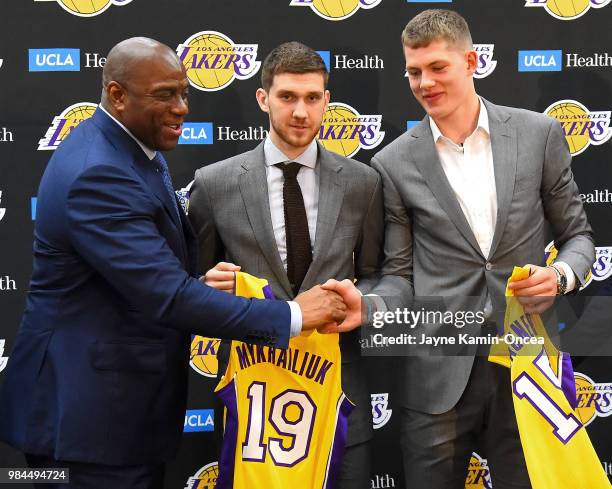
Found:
[545,100,592,156]
[318,102,384,158]
[38,102,97,150]
[52,0,132,17]
[290,0,382,21]
[575,372,598,426]
[190,336,220,378]
[187,462,218,489]
[312,0,360,19]
[177,31,260,92]
[545,0,591,19]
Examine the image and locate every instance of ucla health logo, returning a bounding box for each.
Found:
[525,0,611,20]
[519,50,562,72]
[371,393,392,430]
[545,242,612,289]
[34,0,133,17]
[184,462,218,489]
[179,123,214,145]
[574,372,612,426]
[290,0,382,21]
[465,453,492,489]
[177,32,260,92]
[190,335,220,378]
[544,100,612,156]
[318,102,384,157]
[38,102,97,150]
[184,409,214,433]
[473,44,497,79]
[29,48,80,72]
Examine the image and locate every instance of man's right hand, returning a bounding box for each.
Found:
[295,285,347,331]
[201,262,240,293]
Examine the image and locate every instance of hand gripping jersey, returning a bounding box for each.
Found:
[215,272,353,489]
[489,266,611,489]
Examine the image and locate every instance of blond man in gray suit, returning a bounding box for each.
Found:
[371,9,595,489]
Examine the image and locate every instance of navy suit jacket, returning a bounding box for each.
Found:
[0,109,290,465]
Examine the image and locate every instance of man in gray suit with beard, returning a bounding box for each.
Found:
[372,9,595,489]
[188,42,403,488]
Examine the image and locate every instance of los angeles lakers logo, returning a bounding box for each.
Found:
[574,372,612,427]
[38,102,97,150]
[190,335,220,378]
[318,102,384,157]
[34,0,133,17]
[545,241,612,290]
[465,453,493,488]
[289,0,382,21]
[184,462,219,489]
[524,0,610,20]
[177,31,260,92]
[371,393,392,430]
[473,44,497,79]
[544,100,612,156]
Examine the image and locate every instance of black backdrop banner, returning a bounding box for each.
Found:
[1,1,611,487]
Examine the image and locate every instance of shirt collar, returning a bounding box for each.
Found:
[264,136,318,169]
[99,105,157,161]
[429,96,490,144]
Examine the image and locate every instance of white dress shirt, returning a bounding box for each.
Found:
[429,98,575,292]
[264,136,319,268]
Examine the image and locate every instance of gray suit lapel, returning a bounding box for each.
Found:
[486,101,517,258]
[411,119,484,258]
[300,144,345,292]
[238,144,293,297]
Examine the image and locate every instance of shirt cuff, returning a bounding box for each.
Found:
[554,261,577,293]
[287,301,303,337]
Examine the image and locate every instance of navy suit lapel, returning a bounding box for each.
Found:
[91,109,189,266]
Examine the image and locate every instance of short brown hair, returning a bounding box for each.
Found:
[401,9,472,49]
[261,41,328,91]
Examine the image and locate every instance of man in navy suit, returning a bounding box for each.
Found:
[0,38,357,489]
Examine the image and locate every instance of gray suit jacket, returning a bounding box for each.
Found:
[188,141,383,445]
[371,99,595,414]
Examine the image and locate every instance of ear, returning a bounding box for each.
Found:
[106,81,127,113]
[255,88,269,113]
[466,49,478,75]
[324,89,330,110]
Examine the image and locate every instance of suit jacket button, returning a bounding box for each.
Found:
[485,262,493,271]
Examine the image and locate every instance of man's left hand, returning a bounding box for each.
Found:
[507,264,557,314]
[318,279,363,333]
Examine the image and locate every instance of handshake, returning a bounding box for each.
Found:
[204,262,363,333]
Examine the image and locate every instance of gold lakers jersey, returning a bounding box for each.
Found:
[489,266,611,489]
[215,272,353,489]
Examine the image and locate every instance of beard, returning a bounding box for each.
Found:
[269,112,320,150]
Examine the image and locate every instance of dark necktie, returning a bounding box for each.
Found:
[278,162,312,295]
[152,151,181,221]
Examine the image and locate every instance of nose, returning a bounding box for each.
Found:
[420,71,435,90]
[172,95,189,117]
[292,99,307,120]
